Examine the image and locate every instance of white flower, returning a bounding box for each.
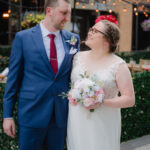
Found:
[70,89,81,99]
[77,78,93,88]
[83,98,93,107]
[97,94,103,102]
[88,90,95,97]
[69,47,77,54]
[93,85,100,91]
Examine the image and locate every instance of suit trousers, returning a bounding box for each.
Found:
[18,109,67,150]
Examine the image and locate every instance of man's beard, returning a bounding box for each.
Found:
[54,22,65,30]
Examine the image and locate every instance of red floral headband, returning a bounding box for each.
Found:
[95,15,118,26]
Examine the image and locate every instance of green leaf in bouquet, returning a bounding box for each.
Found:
[80,89,84,97]
[90,73,99,82]
[77,99,83,103]
[70,82,74,88]
[89,86,93,91]
[80,74,85,78]
[58,92,68,99]
[97,80,104,86]
[90,109,95,112]
[84,71,90,78]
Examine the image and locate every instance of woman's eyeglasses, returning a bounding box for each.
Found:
[89,27,107,37]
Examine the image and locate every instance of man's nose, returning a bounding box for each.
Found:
[66,13,71,22]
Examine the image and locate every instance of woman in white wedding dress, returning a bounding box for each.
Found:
[67,19,135,150]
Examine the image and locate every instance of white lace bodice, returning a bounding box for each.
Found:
[71,52,125,99]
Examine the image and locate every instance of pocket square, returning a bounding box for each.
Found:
[69,47,77,54]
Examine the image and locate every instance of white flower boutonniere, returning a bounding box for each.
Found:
[69,47,78,55]
[66,36,77,46]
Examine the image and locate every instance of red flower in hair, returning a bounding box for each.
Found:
[95,15,118,26]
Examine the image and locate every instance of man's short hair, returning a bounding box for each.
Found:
[44,0,70,13]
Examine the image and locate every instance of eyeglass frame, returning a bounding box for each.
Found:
[88,27,108,38]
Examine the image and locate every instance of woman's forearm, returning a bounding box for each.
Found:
[103,95,135,108]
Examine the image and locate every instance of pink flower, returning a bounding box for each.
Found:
[72,42,76,46]
[95,90,101,95]
[83,98,94,107]
[95,15,118,26]
[68,94,77,106]
[95,15,107,24]
[95,89,105,99]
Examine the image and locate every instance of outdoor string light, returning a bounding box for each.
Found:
[134,7,137,11]
[2,12,9,18]
[8,9,11,14]
[135,12,138,16]
[109,9,112,13]
[76,2,79,5]
[123,8,127,12]
[113,2,116,5]
[102,0,106,4]
[29,13,33,17]
[82,5,86,8]
[0,0,150,14]
[96,9,99,12]
[90,2,94,6]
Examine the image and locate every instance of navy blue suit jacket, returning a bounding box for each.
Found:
[3,24,80,128]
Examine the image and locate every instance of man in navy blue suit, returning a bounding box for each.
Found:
[3,0,80,149]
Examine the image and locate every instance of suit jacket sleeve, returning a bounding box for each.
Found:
[77,35,80,51]
[3,32,24,118]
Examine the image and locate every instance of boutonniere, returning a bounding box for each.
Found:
[66,36,77,46]
[69,47,78,55]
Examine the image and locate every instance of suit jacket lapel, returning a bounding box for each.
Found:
[55,30,70,78]
[31,24,55,77]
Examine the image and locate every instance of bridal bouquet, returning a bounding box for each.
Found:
[60,72,104,112]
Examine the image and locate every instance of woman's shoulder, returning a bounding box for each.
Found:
[111,54,130,76]
[75,50,90,58]
[113,54,126,64]
[110,54,127,73]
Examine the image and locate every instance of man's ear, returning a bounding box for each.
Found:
[46,7,52,16]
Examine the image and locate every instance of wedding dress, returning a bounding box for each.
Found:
[67,52,125,150]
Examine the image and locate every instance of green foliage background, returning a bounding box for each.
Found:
[21,13,45,29]
[121,71,150,142]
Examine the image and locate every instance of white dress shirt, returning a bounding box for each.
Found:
[40,22,65,69]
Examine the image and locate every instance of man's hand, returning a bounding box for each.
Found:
[0,74,6,80]
[3,119,16,138]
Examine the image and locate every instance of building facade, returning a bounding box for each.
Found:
[0,0,150,51]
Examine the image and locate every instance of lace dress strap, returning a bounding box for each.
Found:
[109,60,126,76]
[72,52,80,66]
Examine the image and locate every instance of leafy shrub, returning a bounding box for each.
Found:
[21,13,45,29]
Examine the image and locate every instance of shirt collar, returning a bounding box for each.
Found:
[40,21,60,38]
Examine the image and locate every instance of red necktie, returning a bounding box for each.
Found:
[48,34,58,75]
